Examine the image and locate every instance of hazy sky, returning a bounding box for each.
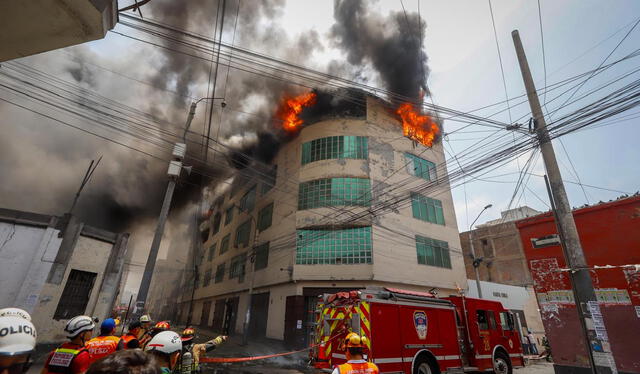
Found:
[1,1,639,296]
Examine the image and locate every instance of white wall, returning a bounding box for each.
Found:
[466,279,531,310]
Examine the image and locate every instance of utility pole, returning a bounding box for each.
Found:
[134,103,196,316]
[512,30,615,374]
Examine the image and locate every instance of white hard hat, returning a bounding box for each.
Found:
[0,308,31,322]
[0,316,37,356]
[140,314,152,323]
[145,331,182,354]
[64,316,95,338]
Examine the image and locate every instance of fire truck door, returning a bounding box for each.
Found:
[498,311,519,354]
[398,306,442,372]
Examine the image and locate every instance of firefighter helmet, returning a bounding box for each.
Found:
[0,308,31,322]
[145,331,182,354]
[345,333,368,348]
[181,327,195,342]
[140,315,152,323]
[64,315,95,338]
[0,316,37,356]
[153,321,170,331]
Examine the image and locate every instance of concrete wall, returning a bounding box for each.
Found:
[33,235,115,342]
[0,222,62,310]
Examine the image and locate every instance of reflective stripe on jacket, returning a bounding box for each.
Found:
[44,344,87,374]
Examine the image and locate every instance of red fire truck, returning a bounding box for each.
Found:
[311,287,524,374]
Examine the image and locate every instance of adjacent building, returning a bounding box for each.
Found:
[0,0,118,62]
[0,208,129,343]
[179,96,467,345]
[516,195,640,374]
[459,206,545,347]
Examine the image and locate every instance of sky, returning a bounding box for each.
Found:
[1,0,639,298]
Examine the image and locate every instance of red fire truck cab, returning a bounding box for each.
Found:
[311,287,524,374]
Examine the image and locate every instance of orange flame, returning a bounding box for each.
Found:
[276,91,317,132]
[396,103,440,147]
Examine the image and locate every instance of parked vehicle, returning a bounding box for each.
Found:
[310,287,524,374]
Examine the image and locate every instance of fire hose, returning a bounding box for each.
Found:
[200,313,351,364]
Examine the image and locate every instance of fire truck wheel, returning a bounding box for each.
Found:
[493,351,512,374]
[413,357,438,374]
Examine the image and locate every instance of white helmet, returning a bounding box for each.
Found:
[140,314,152,323]
[0,316,37,356]
[64,316,95,338]
[145,331,182,354]
[0,308,31,322]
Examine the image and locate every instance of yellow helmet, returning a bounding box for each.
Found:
[345,333,368,348]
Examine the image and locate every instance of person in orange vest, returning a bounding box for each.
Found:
[42,315,94,374]
[120,321,143,349]
[85,318,123,363]
[331,333,378,374]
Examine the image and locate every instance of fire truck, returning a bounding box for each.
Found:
[311,287,524,374]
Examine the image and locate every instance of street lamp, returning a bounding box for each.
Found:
[469,204,492,298]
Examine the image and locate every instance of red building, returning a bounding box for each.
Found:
[515,195,640,374]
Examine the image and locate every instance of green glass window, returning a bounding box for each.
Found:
[208,243,216,261]
[257,203,273,232]
[229,254,246,279]
[203,269,212,287]
[296,227,372,265]
[220,234,230,254]
[298,178,371,210]
[416,235,451,268]
[411,193,445,225]
[214,263,225,283]
[224,206,234,226]
[301,136,368,165]
[405,153,436,181]
[261,165,277,194]
[239,185,256,212]
[235,219,252,248]
[254,242,269,271]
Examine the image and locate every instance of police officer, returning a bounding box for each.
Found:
[0,311,36,374]
[42,315,94,374]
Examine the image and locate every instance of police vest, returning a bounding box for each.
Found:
[337,362,379,374]
[86,335,120,362]
[45,345,86,374]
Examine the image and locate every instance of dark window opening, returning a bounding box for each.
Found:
[53,270,97,320]
[212,213,222,234]
[476,310,489,330]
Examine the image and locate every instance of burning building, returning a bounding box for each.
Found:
[172,93,465,345]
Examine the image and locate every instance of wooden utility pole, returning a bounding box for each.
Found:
[512,30,616,374]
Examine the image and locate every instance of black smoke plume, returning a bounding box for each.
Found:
[330,0,429,101]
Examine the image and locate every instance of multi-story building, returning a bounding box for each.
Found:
[181,96,467,345]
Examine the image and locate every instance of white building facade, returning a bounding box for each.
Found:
[180,97,467,345]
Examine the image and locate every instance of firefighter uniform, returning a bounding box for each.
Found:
[85,335,122,363]
[335,360,379,374]
[43,342,92,374]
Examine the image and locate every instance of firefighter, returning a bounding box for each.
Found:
[42,315,94,374]
[178,327,227,374]
[0,314,36,374]
[138,315,153,348]
[141,321,170,350]
[332,333,378,374]
[85,318,123,363]
[144,331,182,374]
[120,321,143,349]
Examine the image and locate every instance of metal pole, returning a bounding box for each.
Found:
[242,214,259,345]
[468,234,483,298]
[135,104,197,316]
[512,30,614,374]
[121,294,133,335]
